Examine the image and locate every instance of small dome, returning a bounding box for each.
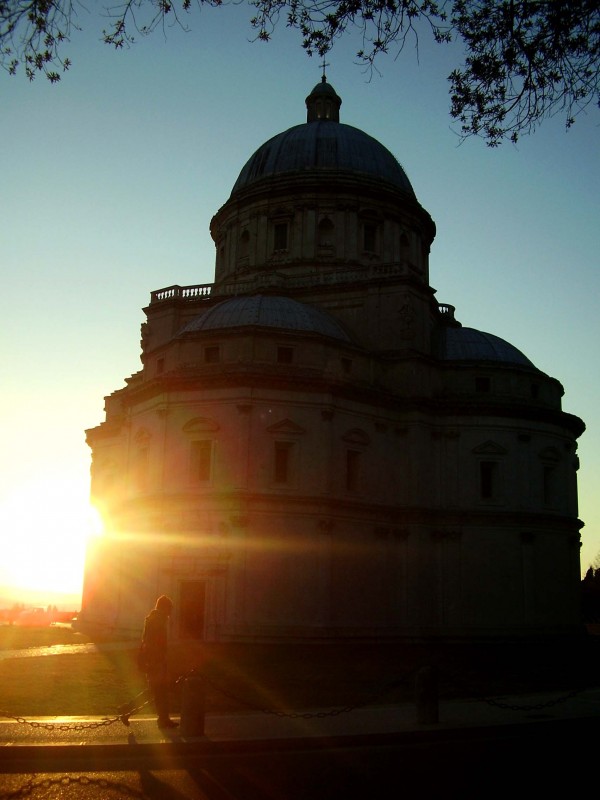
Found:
[180,295,352,342]
[441,327,536,368]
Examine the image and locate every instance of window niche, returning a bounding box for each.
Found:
[238,229,250,263]
[342,428,370,493]
[273,441,294,484]
[240,230,250,258]
[317,217,335,254]
[345,449,361,492]
[539,447,561,507]
[472,440,507,503]
[183,417,220,485]
[135,446,149,491]
[479,460,498,499]
[277,346,294,364]
[358,210,381,256]
[267,418,306,488]
[204,345,221,364]
[190,440,212,483]
[273,221,288,251]
[363,222,377,253]
[133,429,151,492]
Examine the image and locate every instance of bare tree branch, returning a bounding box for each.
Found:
[1,0,598,144]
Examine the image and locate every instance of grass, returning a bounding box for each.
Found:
[1,625,599,718]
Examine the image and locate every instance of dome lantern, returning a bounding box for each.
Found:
[305,76,342,122]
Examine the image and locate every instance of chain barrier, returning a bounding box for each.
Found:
[437,663,592,713]
[0,663,595,732]
[0,774,145,799]
[178,664,420,720]
[0,710,123,731]
[479,687,587,712]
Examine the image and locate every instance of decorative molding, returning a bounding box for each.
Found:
[183,417,220,432]
[431,529,462,541]
[374,527,410,540]
[472,440,508,456]
[342,428,370,446]
[267,418,306,435]
[134,427,151,444]
[397,302,415,340]
[520,531,535,543]
[538,446,561,462]
[318,519,335,532]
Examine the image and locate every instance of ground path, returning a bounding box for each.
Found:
[0,641,134,660]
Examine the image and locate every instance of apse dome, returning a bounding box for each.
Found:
[180,294,353,343]
[441,327,536,368]
[231,78,415,198]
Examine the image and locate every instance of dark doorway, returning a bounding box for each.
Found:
[179,580,206,640]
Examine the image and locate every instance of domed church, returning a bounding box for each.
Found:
[82,78,585,642]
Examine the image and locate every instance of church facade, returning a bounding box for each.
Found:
[81,79,585,642]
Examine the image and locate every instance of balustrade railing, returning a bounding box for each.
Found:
[149,263,413,305]
[150,284,213,303]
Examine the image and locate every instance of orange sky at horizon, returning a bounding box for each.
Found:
[0,474,101,609]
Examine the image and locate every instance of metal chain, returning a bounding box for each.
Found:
[0,665,593,732]
[189,665,419,720]
[0,774,145,799]
[480,687,587,711]
[0,710,123,731]
[438,665,591,712]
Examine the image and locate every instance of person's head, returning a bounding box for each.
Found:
[155,595,173,616]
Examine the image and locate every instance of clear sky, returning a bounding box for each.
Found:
[1,5,599,608]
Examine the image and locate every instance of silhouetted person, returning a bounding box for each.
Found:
[140,594,178,728]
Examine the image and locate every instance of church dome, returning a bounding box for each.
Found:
[230,78,415,198]
[180,295,352,343]
[441,327,536,368]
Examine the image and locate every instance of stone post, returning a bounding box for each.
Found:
[180,675,206,737]
[415,665,439,724]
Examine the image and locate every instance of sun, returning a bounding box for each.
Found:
[0,475,101,599]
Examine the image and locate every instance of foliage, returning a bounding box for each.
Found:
[582,564,600,623]
[1,1,598,144]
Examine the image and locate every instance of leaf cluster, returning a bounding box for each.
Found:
[449,0,600,144]
[1,0,73,80]
[582,564,600,623]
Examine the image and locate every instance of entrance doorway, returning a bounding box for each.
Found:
[178,580,206,640]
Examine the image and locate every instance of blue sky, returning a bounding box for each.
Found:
[1,5,599,604]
